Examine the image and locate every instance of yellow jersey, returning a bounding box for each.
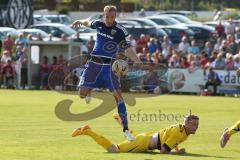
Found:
[159,123,188,151]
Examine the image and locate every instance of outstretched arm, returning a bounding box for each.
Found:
[160,145,186,154]
[125,47,142,64]
[72,19,91,28]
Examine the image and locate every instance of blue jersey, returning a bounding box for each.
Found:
[90,20,130,58]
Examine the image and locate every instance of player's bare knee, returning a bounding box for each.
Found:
[113,93,123,103]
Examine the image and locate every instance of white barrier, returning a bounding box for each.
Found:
[168,69,240,93]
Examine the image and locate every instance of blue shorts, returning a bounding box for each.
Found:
[79,61,120,92]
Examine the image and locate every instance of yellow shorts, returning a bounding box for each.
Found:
[117,132,154,153]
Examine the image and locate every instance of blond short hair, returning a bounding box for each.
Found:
[104,5,117,13]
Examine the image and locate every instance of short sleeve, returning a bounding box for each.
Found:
[163,127,181,150]
[90,20,99,29]
[118,27,130,51]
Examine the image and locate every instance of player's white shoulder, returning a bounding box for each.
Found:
[116,23,129,36]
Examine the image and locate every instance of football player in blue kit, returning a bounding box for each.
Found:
[71,5,143,141]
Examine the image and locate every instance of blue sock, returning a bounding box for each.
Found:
[117,100,128,132]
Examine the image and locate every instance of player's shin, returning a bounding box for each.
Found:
[117,100,128,131]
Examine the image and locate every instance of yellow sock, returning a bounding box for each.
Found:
[85,129,113,150]
[228,120,240,136]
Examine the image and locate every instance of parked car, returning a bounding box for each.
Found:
[31,23,77,38]
[0,27,19,39]
[158,11,198,17]
[156,14,201,24]
[17,28,60,41]
[71,26,96,40]
[146,16,183,26]
[43,15,72,24]
[184,24,215,46]
[159,25,195,44]
[33,15,51,24]
[204,21,229,28]
[119,22,167,39]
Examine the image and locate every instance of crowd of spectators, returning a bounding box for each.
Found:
[0,31,74,89]
[133,21,240,72]
[1,19,240,90]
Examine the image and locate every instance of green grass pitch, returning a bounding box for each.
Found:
[0,89,239,160]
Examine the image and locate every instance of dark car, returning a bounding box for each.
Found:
[184,24,215,46]
[31,23,76,38]
[159,25,195,44]
[118,21,167,40]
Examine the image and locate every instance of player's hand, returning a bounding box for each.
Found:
[72,20,82,29]
[176,148,186,154]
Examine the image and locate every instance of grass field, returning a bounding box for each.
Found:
[0,89,239,160]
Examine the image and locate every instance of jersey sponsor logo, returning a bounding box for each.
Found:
[111,29,116,35]
[97,31,114,40]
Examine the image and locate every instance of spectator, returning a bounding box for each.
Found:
[178,36,190,56]
[61,34,68,41]
[151,50,160,64]
[27,34,33,41]
[168,54,181,68]
[200,53,209,69]
[234,28,240,43]
[158,53,168,67]
[40,56,50,90]
[73,32,84,42]
[161,35,173,58]
[16,46,23,60]
[215,21,225,38]
[204,66,221,95]
[180,56,190,68]
[225,53,235,70]
[3,33,14,56]
[234,54,240,69]
[203,41,212,56]
[49,56,62,90]
[14,58,22,89]
[136,34,148,53]
[129,34,137,54]
[188,40,200,55]
[225,19,236,35]
[227,35,238,55]
[15,32,28,48]
[51,56,58,71]
[48,34,53,41]
[137,47,150,63]
[138,8,146,17]
[211,50,219,60]
[219,40,231,57]
[17,48,28,89]
[36,33,43,41]
[1,50,12,64]
[214,38,222,52]
[213,53,225,69]
[87,35,95,54]
[194,55,201,68]
[147,38,158,55]
[1,60,15,89]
